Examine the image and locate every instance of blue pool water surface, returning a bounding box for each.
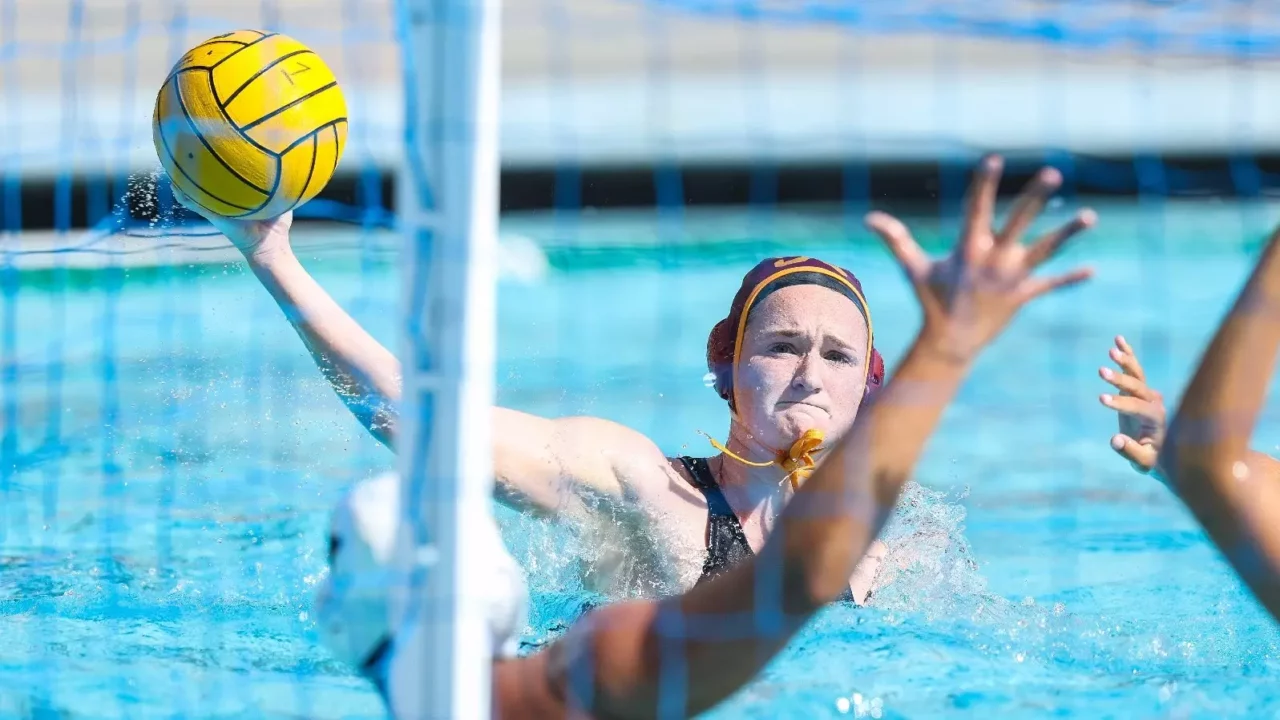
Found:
[3,200,1280,718]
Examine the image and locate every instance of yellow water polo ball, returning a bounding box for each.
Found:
[152,30,348,220]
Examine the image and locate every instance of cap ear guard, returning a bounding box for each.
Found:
[706,317,735,405]
[867,347,886,390]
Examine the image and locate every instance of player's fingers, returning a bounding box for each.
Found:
[997,167,1062,247]
[865,211,930,281]
[1115,335,1136,356]
[1111,434,1159,473]
[170,184,216,221]
[1098,367,1159,400]
[1020,267,1094,302]
[961,155,1003,260]
[1024,209,1097,269]
[1109,342,1147,381]
[170,183,246,242]
[170,184,196,211]
[1099,393,1163,421]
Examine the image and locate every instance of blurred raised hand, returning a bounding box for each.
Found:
[866,157,1097,362]
[1098,335,1167,475]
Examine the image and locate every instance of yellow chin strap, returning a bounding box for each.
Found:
[701,428,825,491]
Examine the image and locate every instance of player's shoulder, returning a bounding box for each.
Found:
[545,415,687,507]
[553,415,659,462]
[566,416,682,496]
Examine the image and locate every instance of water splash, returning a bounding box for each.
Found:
[503,477,994,654]
[872,482,999,621]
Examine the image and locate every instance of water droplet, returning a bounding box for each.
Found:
[835,697,850,713]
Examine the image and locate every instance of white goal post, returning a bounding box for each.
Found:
[391,0,501,715]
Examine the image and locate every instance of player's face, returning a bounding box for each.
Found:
[734,285,870,451]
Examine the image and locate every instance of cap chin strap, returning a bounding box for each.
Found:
[698,427,825,491]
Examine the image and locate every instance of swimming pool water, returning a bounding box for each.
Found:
[4,199,1280,718]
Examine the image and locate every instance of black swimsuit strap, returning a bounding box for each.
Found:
[678,456,754,584]
[681,456,736,517]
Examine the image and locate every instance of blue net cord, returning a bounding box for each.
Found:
[0,22,390,63]
[642,0,1280,57]
[3,195,395,265]
[0,0,16,540]
[1,0,17,559]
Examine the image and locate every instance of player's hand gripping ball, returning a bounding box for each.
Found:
[152,30,347,220]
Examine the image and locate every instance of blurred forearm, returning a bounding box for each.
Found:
[775,328,971,608]
[1160,228,1280,615]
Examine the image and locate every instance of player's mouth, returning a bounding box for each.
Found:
[777,400,828,414]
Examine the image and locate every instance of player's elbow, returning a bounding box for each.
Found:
[1157,422,1247,492]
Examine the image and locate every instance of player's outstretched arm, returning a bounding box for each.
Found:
[176,192,668,517]
[492,157,1096,719]
[1157,226,1280,618]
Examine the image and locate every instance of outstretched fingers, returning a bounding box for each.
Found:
[170,184,197,213]
[1099,366,1158,401]
[170,184,222,226]
[865,211,930,281]
[1100,392,1161,421]
[961,155,1003,261]
[1024,209,1097,269]
[1115,335,1137,356]
[169,181,268,247]
[1111,336,1147,381]
[997,167,1063,247]
[1111,433,1159,473]
[1019,267,1094,302]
